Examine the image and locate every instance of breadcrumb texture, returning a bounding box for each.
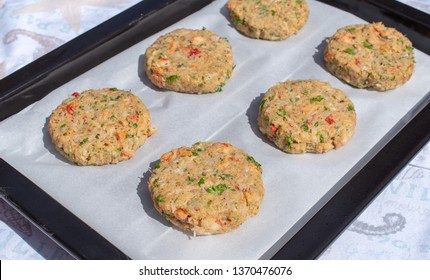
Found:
[48,88,155,165]
[227,0,309,40]
[148,142,264,235]
[324,22,415,91]
[258,80,356,153]
[145,28,235,94]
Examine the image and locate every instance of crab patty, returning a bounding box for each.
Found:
[148,142,264,235]
[48,88,155,165]
[324,22,415,91]
[145,28,235,94]
[258,80,356,153]
[227,0,309,40]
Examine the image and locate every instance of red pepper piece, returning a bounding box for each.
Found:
[72,92,80,97]
[325,114,335,125]
[270,124,278,133]
[65,102,78,115]
[188,47,201,58]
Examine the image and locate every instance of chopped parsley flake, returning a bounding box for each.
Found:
[310,95,324,103]
[259,99,267,111]
[277,107,287,118]
[363,41,374,49]
[247,156,261,168]
[198,177,205,187]
[347,104,355,111]
[301,123,309,132]
[215,82,225,92]
[345,27,356,33]
[156,195,165,203]
[79,138,89,146]
[285,135,293,147]
[206,184,228,195]
[166,75,178,83]
[317,132,325,143]
[344,48,356,55]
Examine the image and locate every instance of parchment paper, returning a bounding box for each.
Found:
[0,0,429,259]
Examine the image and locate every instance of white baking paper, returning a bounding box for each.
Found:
[0,0,429,259]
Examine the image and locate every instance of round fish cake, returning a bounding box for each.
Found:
[148,142,264,235]
[145,28,235,94]
[48,88,155,165]
[324,22,415,91]
[227,0,309,40]
[258,80,356,153]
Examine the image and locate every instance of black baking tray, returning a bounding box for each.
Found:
[0,0,429,259]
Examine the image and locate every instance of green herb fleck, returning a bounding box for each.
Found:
[187,176,195,183]
[259,99,267,111]
[301,123,309,132]
[285,135,293,147]
[406,46,414,51]
[60,124,66,128]
[205,200,212,208]
[310,95,324,103]
[156,195,165,203]
[362,41,374,49]
[271,10,276,16]
[344,48,356,55]
[345,27,356,33]
[215,82,225,92]
[317,132,325,143]
[234,16,246,25]
[109,88,118,91]
[277,107,287,118]
[166,75,178,83]
[206,184,228,195]
[347,104,355,111]
[96,133,100,139]
[110,96,121,101]
[198,177,205,187]
[154,162,160,169]
[153,178,159,188]
[79,138,89,146]
[247,156,261,168]
[131,122,138,128]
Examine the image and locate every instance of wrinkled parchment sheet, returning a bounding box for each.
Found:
[1,0,429,259]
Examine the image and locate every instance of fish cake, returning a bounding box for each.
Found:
[258,80,356,153]
[148,142,264,235]
[324,22,415,91]
[227,0,309,40]
[48,88,155,165]
[145,28,235,94]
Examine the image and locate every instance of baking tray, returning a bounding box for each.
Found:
[0,0,429,259]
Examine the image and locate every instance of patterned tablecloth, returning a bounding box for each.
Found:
[0,0,429,260]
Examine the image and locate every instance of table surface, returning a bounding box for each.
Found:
[0,0,429,260]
